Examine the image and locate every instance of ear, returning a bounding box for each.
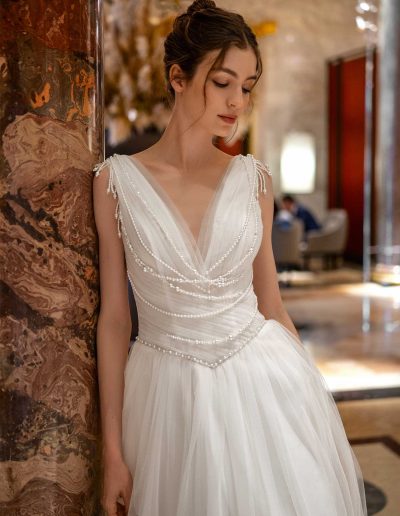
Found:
[169,64,186,94]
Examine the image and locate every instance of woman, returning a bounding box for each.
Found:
[93,1,367,515]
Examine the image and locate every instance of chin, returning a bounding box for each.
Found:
[213,129,233,139]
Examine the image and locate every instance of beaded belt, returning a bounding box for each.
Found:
[134,312,268,369]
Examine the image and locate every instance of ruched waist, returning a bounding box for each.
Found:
[134,309,267,369]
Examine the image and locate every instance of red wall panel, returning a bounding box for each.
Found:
[340,57,366,261]
[327,51,377,263]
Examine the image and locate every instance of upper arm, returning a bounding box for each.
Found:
[93,164,131,330]
[252,165,285,318]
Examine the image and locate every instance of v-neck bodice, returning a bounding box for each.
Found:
[93,152,271,367]
[123,154,239,264]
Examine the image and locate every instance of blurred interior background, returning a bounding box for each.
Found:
[103,3,400,511]
[1,0,399,513]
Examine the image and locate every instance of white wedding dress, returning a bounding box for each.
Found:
[93,153,367,516]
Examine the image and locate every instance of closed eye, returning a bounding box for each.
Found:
[212,80,228,88]
[212,80,252,94]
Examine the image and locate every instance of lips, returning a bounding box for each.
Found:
[218,115,237,125]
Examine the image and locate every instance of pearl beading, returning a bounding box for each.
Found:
[118,188,246,299]
[93,154,268,303]
[118,153,212,281]
[112,154,230,296]
[93,154,270,243]
[93,153,272,368]
[165,299,259,345]
[163,280,244,301]
[120,203,258,298]
[208,155,269,279]
[96,154,261,300]
[120,218,241,293]
[116,170,202,285]
[217,202,259,278]
[251,155,272,199]
[206,198,255,274]
[118,153,255,278]
[135,315,267,369]
[127,270,253,318]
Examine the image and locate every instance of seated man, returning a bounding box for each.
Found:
[274,205,294,230]
[281,194,321,239]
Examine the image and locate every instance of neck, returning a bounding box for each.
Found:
[149,110,225,172]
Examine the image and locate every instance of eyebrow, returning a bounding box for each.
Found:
[213,67,257,81]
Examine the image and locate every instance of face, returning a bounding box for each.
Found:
[282,200,294,212]
[171,45,258,138]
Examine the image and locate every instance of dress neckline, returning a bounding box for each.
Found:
[119,153,242,268]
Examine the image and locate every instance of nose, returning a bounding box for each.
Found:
[228,87,245,111]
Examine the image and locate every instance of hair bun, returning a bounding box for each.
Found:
[187,0,216,16]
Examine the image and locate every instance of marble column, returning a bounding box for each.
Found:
[374,0,400,283]
[0,1,103,514]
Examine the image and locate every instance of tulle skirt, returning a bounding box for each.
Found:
[122,319,367,516]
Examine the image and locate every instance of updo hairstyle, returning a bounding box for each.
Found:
[163,0,262,105]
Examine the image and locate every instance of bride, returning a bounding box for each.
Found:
[93,1,367,515]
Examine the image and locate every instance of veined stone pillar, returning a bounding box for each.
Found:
[0,1,103,513]
[373,0,400,283]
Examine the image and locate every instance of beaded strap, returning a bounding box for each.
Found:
[249,155,271,199]
[93,157,122,239]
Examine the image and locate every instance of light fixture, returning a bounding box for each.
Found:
[128,108,138,122]
[356,1,378,13]
[280,132,316,194]
[355,0,379,40]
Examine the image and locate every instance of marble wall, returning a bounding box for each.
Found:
[221,0,368,217]
[0,1,103,513]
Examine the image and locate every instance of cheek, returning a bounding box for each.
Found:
[204,87,227,113]
[205,82,224,99]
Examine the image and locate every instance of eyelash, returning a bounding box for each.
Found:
[212,80,251,94]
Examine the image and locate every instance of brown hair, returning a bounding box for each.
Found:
[163,0,262,106]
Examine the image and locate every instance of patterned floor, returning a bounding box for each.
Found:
[340,398,400,516]
[281,271,400,397]
[280,267,400,515]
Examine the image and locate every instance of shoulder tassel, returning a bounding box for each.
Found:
[252,157,271,199]
[93,157,122,239]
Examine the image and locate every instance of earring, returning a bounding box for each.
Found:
[223,118,239,144]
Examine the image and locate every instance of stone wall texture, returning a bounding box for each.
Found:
[0,1,103,514]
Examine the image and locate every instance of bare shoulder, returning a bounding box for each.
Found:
[128,150,151,162]
[92,160,130,325]
[128,145,161,168]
